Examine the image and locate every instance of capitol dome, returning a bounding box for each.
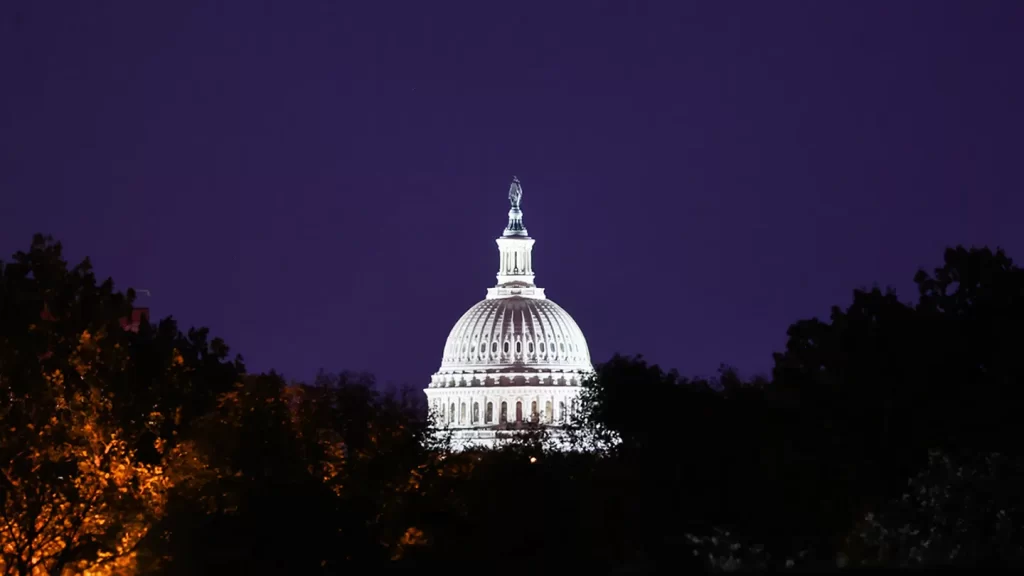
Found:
[426,177,594,449]
[436,297,592,378]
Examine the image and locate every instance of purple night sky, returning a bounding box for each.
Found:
[3,2,1023,390]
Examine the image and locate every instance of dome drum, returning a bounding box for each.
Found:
[427,386,584,432]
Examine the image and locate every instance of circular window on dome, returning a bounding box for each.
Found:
[515,341,522,354]
[539,342,545,353]
[503,341,510,354]
[528,342,535,354]
[560,343,565,353]
[470,344,475,354]
[491,342,498,354]
[549,341,555,354]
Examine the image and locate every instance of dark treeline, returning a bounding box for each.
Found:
[3,234,1024,574]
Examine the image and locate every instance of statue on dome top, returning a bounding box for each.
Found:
[508,177,523,209]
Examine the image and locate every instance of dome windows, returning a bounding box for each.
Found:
[436,298,591,370]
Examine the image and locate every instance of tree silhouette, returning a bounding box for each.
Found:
[845,450,1024,569]
[6,235,1024,572]
[142,371,435,573]
[0,235,238,575]
[762,245,1024,566]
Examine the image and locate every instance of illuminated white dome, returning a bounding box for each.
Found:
[437,297,591,377]
[425,177,594,449]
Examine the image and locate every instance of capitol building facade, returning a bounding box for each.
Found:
[425,178,594,449]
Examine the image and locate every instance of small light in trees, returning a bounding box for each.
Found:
[529,456,537,463]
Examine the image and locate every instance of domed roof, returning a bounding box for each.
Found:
[428,177,594,391]
[438,296,591,375]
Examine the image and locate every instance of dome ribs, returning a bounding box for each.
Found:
[435,298,591,374]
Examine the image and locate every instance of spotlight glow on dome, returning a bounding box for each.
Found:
[425,177,594,450]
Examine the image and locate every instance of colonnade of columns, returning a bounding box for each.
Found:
[429,392,579,428]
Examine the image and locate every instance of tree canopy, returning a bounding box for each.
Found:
[3,235,1024,573]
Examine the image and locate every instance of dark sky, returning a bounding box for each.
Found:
[3,1,1023,389]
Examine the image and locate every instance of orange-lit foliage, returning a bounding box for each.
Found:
[0,368,207,576]
[0,236,241,574]
[246,378,445,561]
[390,527,427,560]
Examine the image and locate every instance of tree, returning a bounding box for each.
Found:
[845,450,1024,569]
[0,235,239,575]
[293,372,435,565]
[762,245,1024,564]
[144,371,436,573]
[564,355,774,570]
[913,246,1024,455]
[0,370,202,576]
[140,373,337,575]
[767,286,925,560]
